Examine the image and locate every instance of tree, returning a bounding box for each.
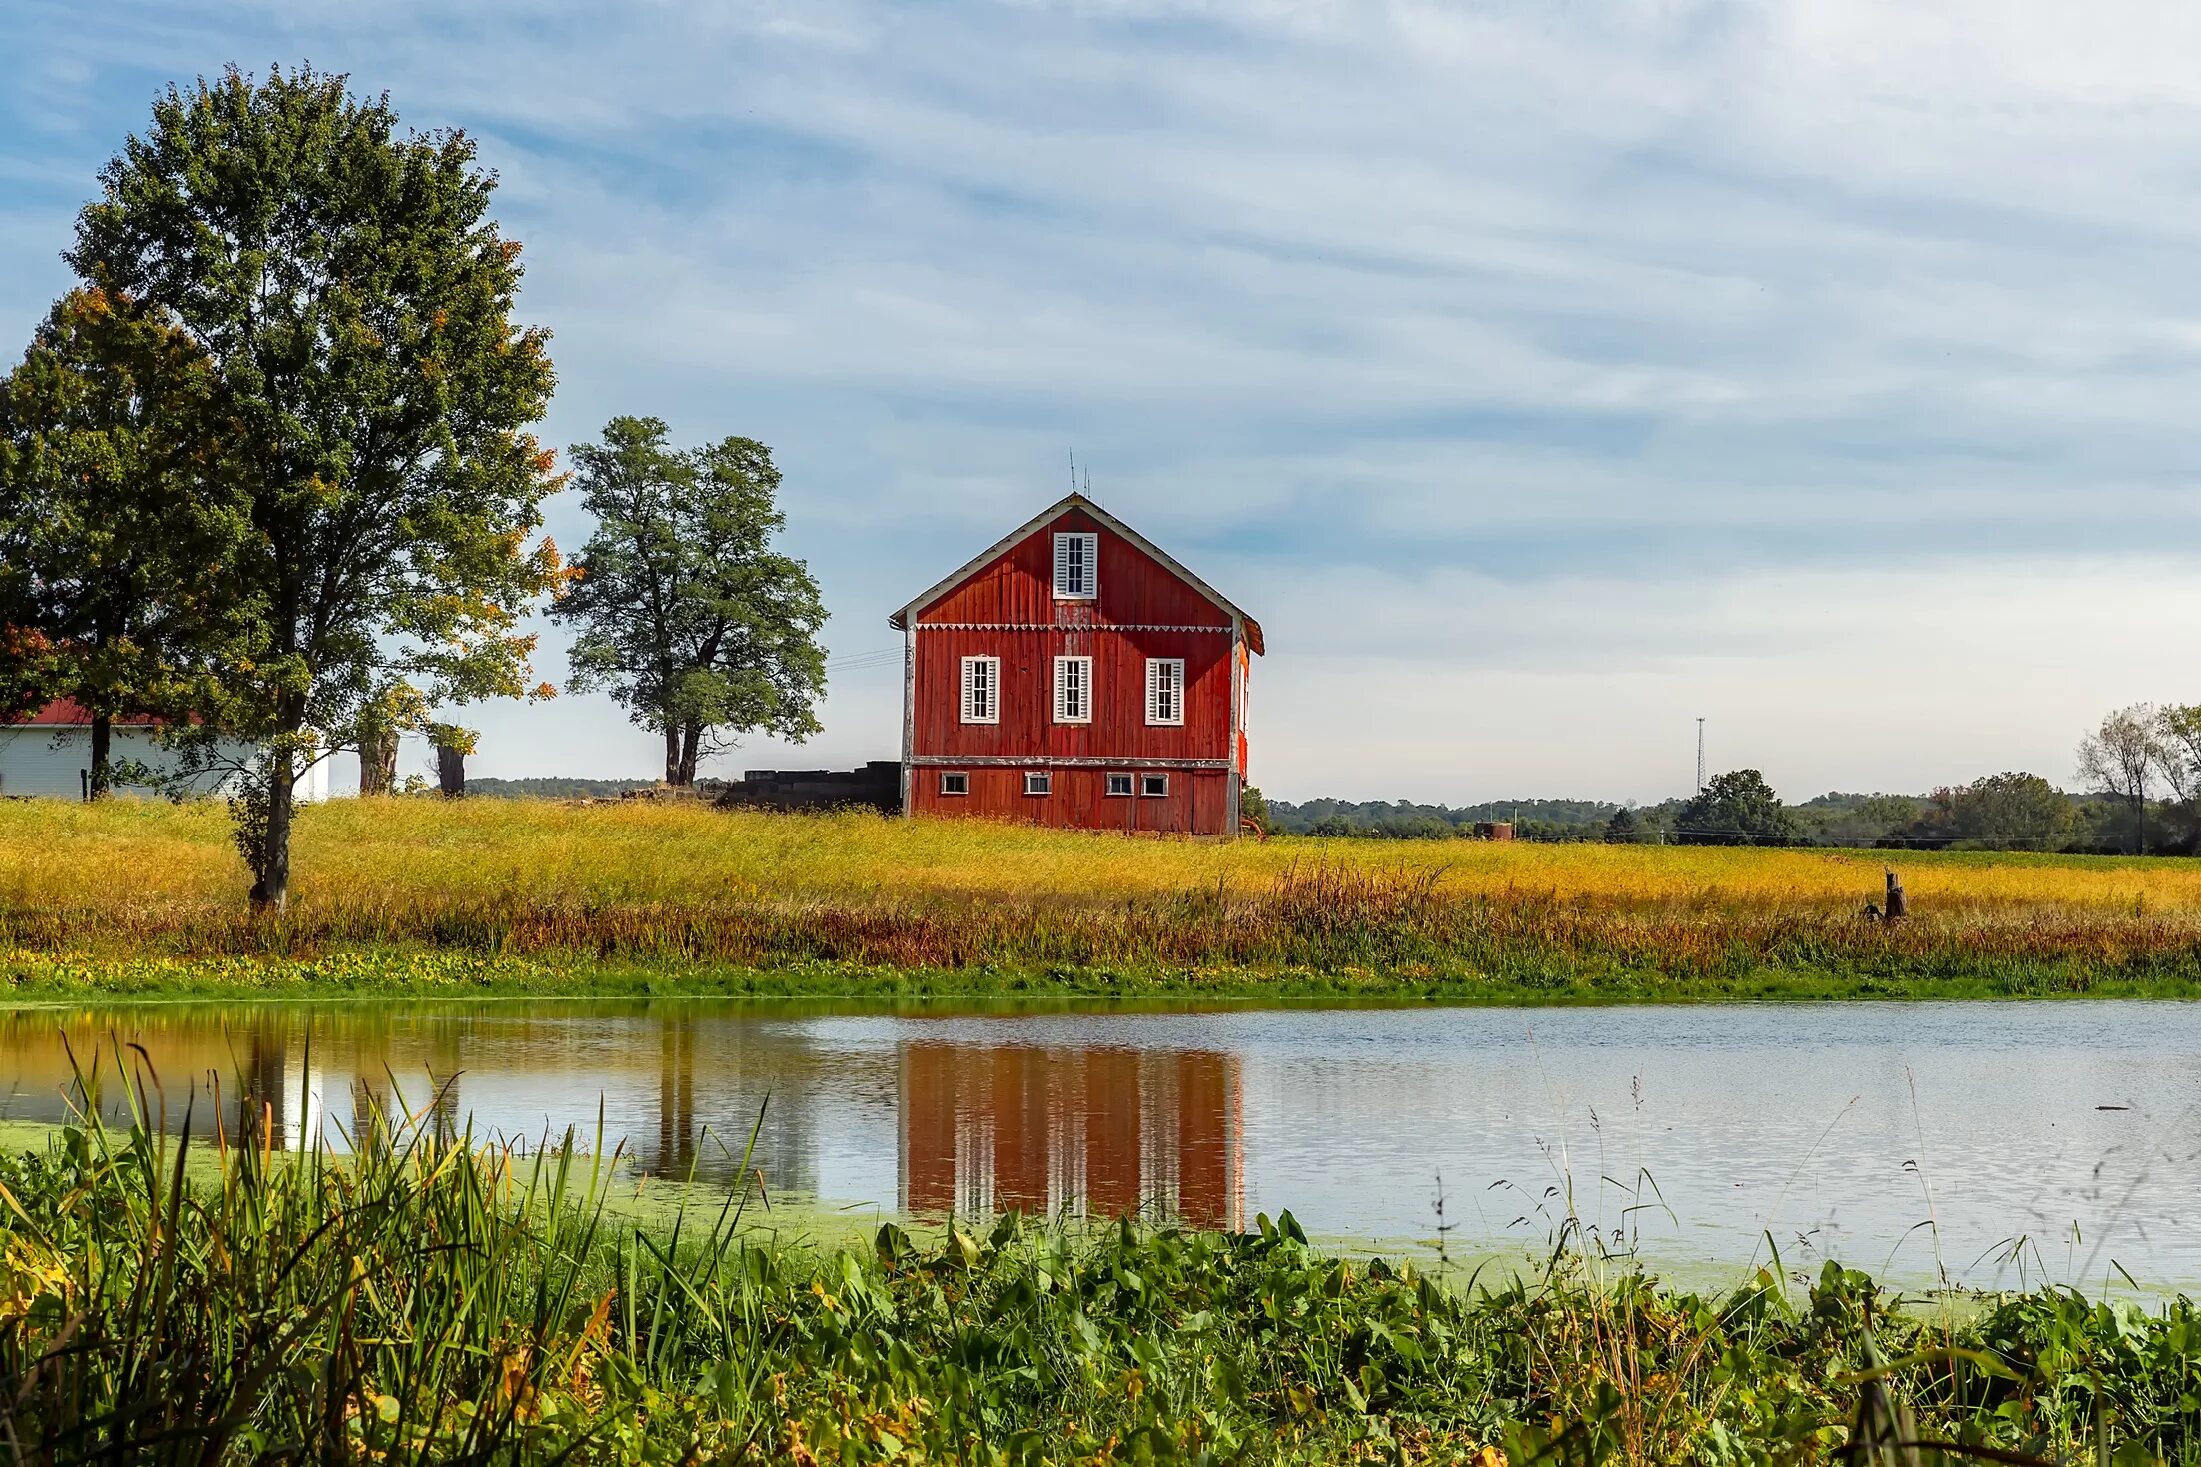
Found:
[0,288,247,795]
[1674,769,1799,846]
[69,66,564,903]
[1900,772,2073,850]
[1237,784,1271,835]
[554,417,827,786]
[1604,807,1643,843]
[2076,704,2160,854]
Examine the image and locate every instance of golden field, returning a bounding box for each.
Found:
[3,797,2201,993]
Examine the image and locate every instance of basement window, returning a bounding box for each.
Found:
[1105,772,1134,797]
[1024,770,1052,796]
[939,772,969,796]
[1141,773,1170,798]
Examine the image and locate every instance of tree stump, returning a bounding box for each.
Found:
[435,740,466,797]
[1883,870,1907,923]
[359,728,398,795]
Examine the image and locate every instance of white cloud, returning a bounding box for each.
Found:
[5,0,2200,799]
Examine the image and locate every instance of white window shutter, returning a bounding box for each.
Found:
[1145,658,1183,725]
[1053,533,1097,599]
[958,655,998,723]
[1054,656,1090,722]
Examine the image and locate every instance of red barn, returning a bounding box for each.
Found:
[890,493,1264,836]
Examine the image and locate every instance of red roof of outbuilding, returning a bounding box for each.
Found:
[13,699,166,727]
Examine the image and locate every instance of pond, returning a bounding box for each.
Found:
[3,997,2197,1290]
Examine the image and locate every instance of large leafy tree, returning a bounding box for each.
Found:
[1674,769,1800,846]
[555,417,827,786]
[0,288,247,795]
[68,65,564,904]
[1900,772,2073,850]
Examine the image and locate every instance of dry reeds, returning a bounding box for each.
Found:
[7,799,2201,988]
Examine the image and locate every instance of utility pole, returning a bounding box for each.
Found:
[1695,718,1706,795]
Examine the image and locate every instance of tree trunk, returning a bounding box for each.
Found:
[251,743,295,911]
[359,728,397,796]
[88,714,111,801]
[435,740,466,797]
[663,724,682,786]
[675,722,703,787]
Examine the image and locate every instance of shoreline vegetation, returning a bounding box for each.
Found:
[1,1073,2195,1464]
[11,801,2201,1001]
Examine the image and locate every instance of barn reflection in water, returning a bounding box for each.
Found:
[900,1044,1242,1229]
[0,1008,1243,1229]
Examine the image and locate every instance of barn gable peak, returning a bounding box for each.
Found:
[888,492,1264,653]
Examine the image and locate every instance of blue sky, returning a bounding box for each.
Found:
[5,0,2200,803]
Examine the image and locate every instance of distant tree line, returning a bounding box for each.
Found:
[1263,697,2201,853]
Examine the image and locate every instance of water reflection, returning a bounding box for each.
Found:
[901,1044,1241,1228]
[0,1004,1239,1227]
[5,998,2201,1287]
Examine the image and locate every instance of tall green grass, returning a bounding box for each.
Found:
[0,1052,2195,1463]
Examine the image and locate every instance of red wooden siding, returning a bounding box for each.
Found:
[919,510,1223,628]
[901,501,1253,837]
[910,768,1231,834]
[913,627,1229,762]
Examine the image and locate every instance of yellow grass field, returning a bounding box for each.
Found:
[4,797,2201,995]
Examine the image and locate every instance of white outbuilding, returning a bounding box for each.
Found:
[0,699,331,802]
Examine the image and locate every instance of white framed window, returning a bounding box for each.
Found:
[1140,773,1170,798]
[1145,658,1185,726]
[1053,655,1092,724]
[1105,772,1134,797]
[939,772,969,796]
[959,655,1000,724]
[1053,532,1098,600]
[1023,770,1052,796]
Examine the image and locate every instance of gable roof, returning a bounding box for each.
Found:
[9,699,165,728]
[888,493,1264,655]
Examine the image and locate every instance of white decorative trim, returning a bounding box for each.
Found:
[917,622,1231,634]
[886,492,1264,656]
[899,624,915,817]
[908,755,1230,770]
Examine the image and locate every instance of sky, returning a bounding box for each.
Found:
[4,0,2200,806]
